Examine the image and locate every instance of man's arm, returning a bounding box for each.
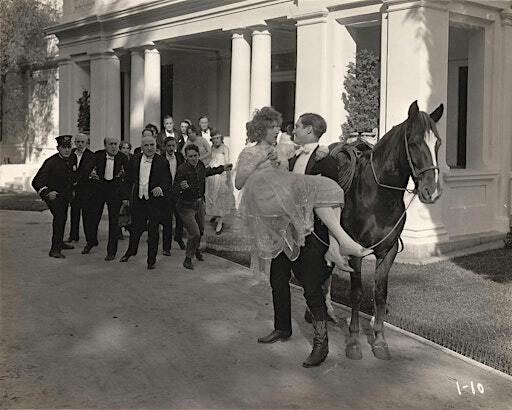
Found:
[311,155,339,182]
[205,164,225,177]
[32,158,52,199]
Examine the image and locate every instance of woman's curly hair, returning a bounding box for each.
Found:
[246,106,283,142]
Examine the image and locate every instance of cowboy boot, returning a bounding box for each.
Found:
[302,319,329,368]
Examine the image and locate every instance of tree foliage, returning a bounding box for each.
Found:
[341,49,380,139]
[77,89,90,133]
[0,0,59,140]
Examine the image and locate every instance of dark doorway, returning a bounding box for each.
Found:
[272,81,295,129]
[120,72,125,140]
[457,66,468,168]
[161,64,174,127]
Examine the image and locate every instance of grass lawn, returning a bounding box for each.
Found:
[207,246,512,376]
[0,192,47,211]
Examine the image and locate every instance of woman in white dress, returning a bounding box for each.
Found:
[205,130,235,234]
[235,107,371,270]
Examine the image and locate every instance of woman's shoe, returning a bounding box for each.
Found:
[215,221,223,235]
[324,249,353,272]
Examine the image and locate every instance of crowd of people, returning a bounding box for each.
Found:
[32,115,234,270]
[32,108,371,369]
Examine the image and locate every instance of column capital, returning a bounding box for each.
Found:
[89,50,119,61]
[251,28,271,37]
[56,56,72,66]
[230,30,251,40]
[290,9,328,27]
[502,10,512,27]
[382,0,449,13]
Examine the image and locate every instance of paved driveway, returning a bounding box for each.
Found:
[1,210,511,409]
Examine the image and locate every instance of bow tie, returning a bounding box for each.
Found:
[295,146,312,156]
[143,157,153,163]
[106,155,115,160]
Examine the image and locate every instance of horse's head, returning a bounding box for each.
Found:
[405,101,443,204]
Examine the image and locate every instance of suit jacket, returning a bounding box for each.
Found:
[90,149,129,198]
[71,148,95,190]
[288,146,339,242]
[157,128,183,153]
[125,153,171,207]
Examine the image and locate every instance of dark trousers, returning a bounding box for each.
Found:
[162,201,183,251]
[89,182,122,256]
[177,200,205,259]
[270,234,333,333]
[125,198,162,265]
[46,195,70,253]
[69,188,90,241]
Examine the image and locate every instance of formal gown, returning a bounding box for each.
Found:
[236,143,343,261]
[205,144,235,217]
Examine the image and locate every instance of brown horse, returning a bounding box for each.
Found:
[334,100,443,360]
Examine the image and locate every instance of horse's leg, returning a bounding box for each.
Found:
[371,241,398,360]
[346,256,363,360]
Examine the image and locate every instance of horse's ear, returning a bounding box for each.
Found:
[430,104,444,123]
[408,101,419,121]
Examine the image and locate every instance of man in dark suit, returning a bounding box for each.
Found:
[257,113,338,368]
[67,133,95,243]
[173,144,231,270]
[82,136,128,261]
[198,115,213,140]
[120,134,171,269]
[32,135,77,258]
[156,115,182,154]
[162,136,185,255]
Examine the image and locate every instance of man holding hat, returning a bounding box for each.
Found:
[32,135,77,258]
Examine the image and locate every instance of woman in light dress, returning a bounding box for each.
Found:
[205,130,235,234]
[235,107,370,271]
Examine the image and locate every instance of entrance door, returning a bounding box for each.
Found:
[272,81,295,129]
[161,64,174,126]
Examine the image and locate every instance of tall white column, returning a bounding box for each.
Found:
[90,51,121,151]
[249,29,271,115]
[130,50,145,148]
[229,32,251,166]
[58,58,74,135]
[143,46,161,130]
[295,11,329,123]
[497,11,512,230]
[382,0,449,260]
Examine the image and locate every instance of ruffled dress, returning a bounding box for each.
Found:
[236,143,343,260]
[205,144,235,216]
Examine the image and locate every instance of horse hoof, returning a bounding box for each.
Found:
[372,343,391,360]
[345,344,363,360]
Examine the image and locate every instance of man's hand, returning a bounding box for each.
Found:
[151,187,164,197]
[224,163,233,171]
[122,199,129,206]
[180,180,189,190]
[266,150,278,162]
[47,191,58,201]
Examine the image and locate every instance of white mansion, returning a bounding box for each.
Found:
[1,0,511,262]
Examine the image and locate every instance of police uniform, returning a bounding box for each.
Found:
[32,135,77,258]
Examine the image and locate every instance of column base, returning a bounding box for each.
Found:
[397,230,506,264]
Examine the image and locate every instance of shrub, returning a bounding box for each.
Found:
[77,89,90,133]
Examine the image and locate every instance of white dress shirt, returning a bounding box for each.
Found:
[201,129,211,139]
[166,153,177,181]
[165,129,175,138]
[139,155,153,199]
[292,142,319,175]
[75,149,84,167]
[104,154,115,180]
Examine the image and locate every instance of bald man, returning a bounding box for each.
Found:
[83,136,129,261]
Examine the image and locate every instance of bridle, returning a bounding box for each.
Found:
[370,128,440,194]
[364,128,440,251]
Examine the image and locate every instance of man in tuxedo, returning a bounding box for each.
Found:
[178,120,190,153]
[257,113,338,368]
[82,136,128,261]
[32,135,77,258]
[198,115,213,139]
[162,136,185,255]
[157,115,182,154]
[67,133,95,243]
[120,134,171,269]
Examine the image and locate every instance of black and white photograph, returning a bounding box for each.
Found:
[1,0,512,408]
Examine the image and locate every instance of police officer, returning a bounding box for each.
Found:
[32,135,77,258]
